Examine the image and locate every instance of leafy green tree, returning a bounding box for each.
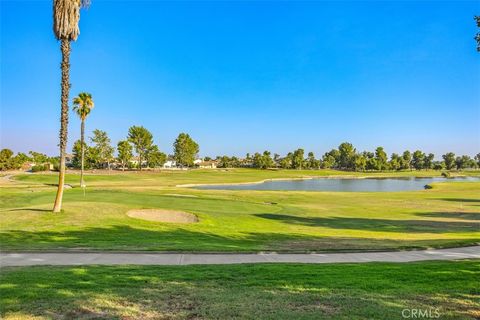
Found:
[401,151,412,170]
[442,152,456,170]
[128,126,153,170]
[117,140,133,171]
[375,147,388,170]
[455,155,476,170]
[424,153,434,170]
[173,133,199,167]
[411,150,425,170]
[90,129,114,169]
[475,153,480,167]
[0,149,14,170]
[72,92,94,187]
[291,148,305,169]
[353,154,367,171]
[389,153,401,171]
[72,140,89,169]
[307,152,320,169]
[52,0,91,212]
[322,149,339,169]
[279,152,293,169]
[145,145,167,168]
[338,142,356,170]
[253,151,274,169]
[29,151,49,164]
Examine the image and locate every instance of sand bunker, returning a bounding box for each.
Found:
[127,209,199,223]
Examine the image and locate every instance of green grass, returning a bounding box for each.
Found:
[1,169,479,252]
[1,260,478,319]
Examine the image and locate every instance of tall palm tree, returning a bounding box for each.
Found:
[52,0,90,213]
[72,92,94,188]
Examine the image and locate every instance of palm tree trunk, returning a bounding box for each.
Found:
[53,39,71,213]
[80,119,85,187]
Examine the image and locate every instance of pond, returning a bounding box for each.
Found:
[194,176,479,192]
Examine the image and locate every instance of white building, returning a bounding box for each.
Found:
[163,160,177,168]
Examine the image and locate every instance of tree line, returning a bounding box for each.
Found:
[215,143,480,171]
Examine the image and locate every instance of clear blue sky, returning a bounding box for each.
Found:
[1,1,479,158]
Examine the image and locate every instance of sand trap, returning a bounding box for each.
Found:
[127,209,199,223]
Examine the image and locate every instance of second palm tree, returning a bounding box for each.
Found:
[73,92,94,187]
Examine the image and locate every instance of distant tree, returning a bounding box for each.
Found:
[475,153,480,167]
[322,149,339,169]
[291,148,305,169]
[204,156,212,161]
[72,140,89,169]
[0,149,14,171]
[29,151,49,164]
[411,150,425,170]
[90,129,114,169]
[375,147,388,170]
[0,149,32,171]
[307,152,320,169]
[173,133,199,167]
[475,16,480,52]
[145,145,167,168]
[401,151,412,170]
[279,152,293,169]
[253,151,274,169]
[455,155,476,170]
[424,153,434,170]
[442,152,456,170]
[338,142,356,170]
[432,161,444,170]
[72,92,94,187]
[117,140,133,171]
[128,126,153,170]
[353,154,367,171]
[389,153,401,171]
[362,151,376,171]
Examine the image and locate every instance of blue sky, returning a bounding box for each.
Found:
[1,1,479,158]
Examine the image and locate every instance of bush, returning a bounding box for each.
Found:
[31,164,48,172]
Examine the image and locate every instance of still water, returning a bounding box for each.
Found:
[195,176,479,192]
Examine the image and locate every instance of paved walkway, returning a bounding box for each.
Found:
[1,246,479,267]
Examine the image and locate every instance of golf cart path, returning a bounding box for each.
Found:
[1,246,479,267]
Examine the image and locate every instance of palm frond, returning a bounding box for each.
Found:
[53,0,85,41]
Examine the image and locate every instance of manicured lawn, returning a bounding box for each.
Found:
[1,169,479,252]
[1,260,478,319]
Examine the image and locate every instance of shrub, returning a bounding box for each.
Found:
[31,164,48,172]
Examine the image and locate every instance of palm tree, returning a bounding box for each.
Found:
[52,0,90,212]
[72,92,94,188]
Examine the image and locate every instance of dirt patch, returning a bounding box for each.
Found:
[127,209,199,223]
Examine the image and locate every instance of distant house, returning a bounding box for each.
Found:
[193,159,202,165]
[197,160,217,169]
[163,160,177,169]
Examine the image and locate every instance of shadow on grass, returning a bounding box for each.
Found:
[435,198,480,203]
[0,225,478,253]
[0,261,478,319]
[415,212,480,221]
[255,213,480,233]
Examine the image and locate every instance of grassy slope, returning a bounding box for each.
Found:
[1,169,479,252]
[1,260,479,319]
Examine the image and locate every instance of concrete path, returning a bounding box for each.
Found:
[1,246,479,267]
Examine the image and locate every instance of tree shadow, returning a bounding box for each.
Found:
[0,225,477,253]
[255,213,480,233]
[415,212,480,221]
[435,198,480,203]
[4,208,51,213]
[0,260,478,319]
